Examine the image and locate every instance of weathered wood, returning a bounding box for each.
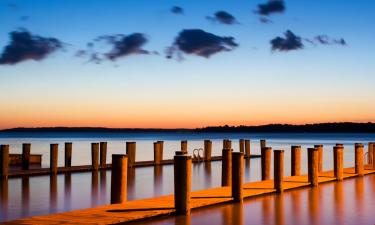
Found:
[261,147,272,180]
[355,143,364,176]
[334,146,344,181]
[308,147,318,186]
[368,142,374,164]
[181,140,188,154]
[274,150,284,193]
[232,152,243,202]
[153,142,162,165]
[0,145,9,178]
[126,142,136,167]
[260,139,266,149]
[91,143,99,170]
[100,142,107,168]
[314,144,323,173]
[239,139,245,153]
[204,140,212,161]
[244,140,251,158]
[22,143,31,170]
[64,142,72,167]
[50,144,58,174]
[223,139,232,149]
[174,154,192,215]
[111,154,127,204]
[291,145,301,176]
[221,148,232,186]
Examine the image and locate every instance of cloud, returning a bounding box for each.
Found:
[256,0,285,16]
[0,29,64,65]
[270,30,303,52]
[259,17,273,24]
[77,33,151,63]
[206,11,239,25]
[166,29,238,59]
[171,6,184,14]
[310,35,347,46]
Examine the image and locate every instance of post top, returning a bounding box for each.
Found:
[232,152,244,156]
[291,145,301,148]
[314,144,323,147]
[262,147,272,151]
[174,154,191,160]
[274,149,284,153]
[333,146,344,150]
[112,154,128,159]
[222,148,233,152]
[335,143,344,147]
[126,141,136,144]
[100,141,107,144]
[307,147,318,151]
[175,151,187,156]
[355,143,364,147]
[65,142,73,144]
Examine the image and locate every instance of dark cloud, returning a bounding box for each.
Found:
[166,29,238,59]
[77,33,151,63]
[0,29,63,65]
[256,0,285,16]
[270,30,303,52]
[171,6,184,14]
[259,17,273,24]
[312,35,347,46]
[207,11,238,25]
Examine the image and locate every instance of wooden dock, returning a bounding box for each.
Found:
[5,165,375,225]
[7,155,261,177]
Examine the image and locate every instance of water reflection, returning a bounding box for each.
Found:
[154,166,163,196]
[49,175,57,213]
[127,168,136,200]
[91,171,99,206]
[0,178,8,221]
[203,162,211,188]
[99,170,107,203]
[64,174,71,209]
[21,177,30,216]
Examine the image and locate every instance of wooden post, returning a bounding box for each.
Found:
[157,141,164,158]
[223,139,232,149]
[0,145,9,179]
[368,142,374,164]
[181,140,188,154]
[333,146,344,181]
[291,145,301,176]
[355,143,364,176]
[64,142,72,167]
[174,154,192,215]
[204,140,212,161]
[22,143,31,170]
[274,150,284,193]
[308,148,319,186]
[50,144,58,174]
[91,143,99,170]
[261,147,272,180]
[232,152,243,202]
[154,142,163,165]
[100,142,107,168]
[110,154,128,204]
[126,142,136,167]
[239,139,245,153]
[314,145,323,173]
[222,148,232,186]
[372,143,375,170]
[260,139,266,149]
[245,140,250,158]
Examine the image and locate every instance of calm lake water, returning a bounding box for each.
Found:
[0,132,375,223]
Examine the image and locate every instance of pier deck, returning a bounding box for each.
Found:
[5,165,375,225]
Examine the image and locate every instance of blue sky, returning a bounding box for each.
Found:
[0,0,374,128]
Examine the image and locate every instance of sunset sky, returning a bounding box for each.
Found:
[0,0,374,129]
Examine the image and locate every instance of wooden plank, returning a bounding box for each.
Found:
[5,166,375,225]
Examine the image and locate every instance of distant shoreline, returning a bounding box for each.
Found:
[1,122,375,133]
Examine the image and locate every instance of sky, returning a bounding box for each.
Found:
[0,0,374,129]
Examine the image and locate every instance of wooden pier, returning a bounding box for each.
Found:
[4,166,375,225]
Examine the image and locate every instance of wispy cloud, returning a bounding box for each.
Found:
[171,6,184,15]
[166,29,238,60]
[0,29,64,65]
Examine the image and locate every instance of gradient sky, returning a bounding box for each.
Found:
[0,0,374,129]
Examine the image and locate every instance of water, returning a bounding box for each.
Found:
[0,132,374,222]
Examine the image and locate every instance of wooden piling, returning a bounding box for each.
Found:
[222,148,232,186]
[314,145,323,173]
[368,142,374,164]
[274,150,284,193]
[244,140,250,158]
[50,144,58,174]
[153,142,163,165]
[91,143,99,170]
[181,140,188,154]
[174,154,192,215]
[110,154,128,204]
[232,152,244,202]
[126,142,136,167]
[261,147,272,180]
[0,145,9,179]
[157,141,164,156]
[204,140,212,161]
[223,139,232,149]
[333,146,344,181]
[22,143,31,170]
[100,142,107,168]
[308,148,318,186]
[291,145,301,176]
[64,142,72,167]
[260,140,266,149]
[355,143,364,176]
[239,139,245,154]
